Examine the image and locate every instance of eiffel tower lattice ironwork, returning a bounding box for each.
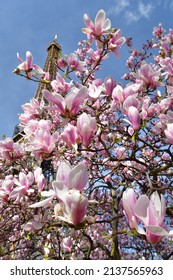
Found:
[13,38,62,143]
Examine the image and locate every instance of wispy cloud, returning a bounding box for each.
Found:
[107,0,155,24]
[107,0,130,16]
[125,1,155,24]
[138,2,154,19]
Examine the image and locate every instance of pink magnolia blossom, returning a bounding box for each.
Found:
[0,175,14,201]
[87,48,108,64]
[30,161,88,208]
[56,189,88,225]
[104,76,116,96]
[82,9,111,39]
[34,167,46,192]
[19,98,43,125]
[0,138,22,161]
[14,51,45,79]
[112,85,125,105]
[108,29,126,57]
[88,83,103,99]
[10,172,34,199]
[61,123,79,149]
[22,214,47,232]
[57,58,67,69]
[159,52,173,83]
[134,191,169,244]
[132,62,161,89]
[30,162,89,225]
[65,53,86,71]
[123,83,142,99]
[21,98,41,115]
[43,86,88,117]
[127,106,141,130]
[28,129,59,160]
[51,72,72,94]
[77,112,97,147]
[24,119,52,136]
[62,237,72,252]
[164,123,173,144]
[153,23,166,39]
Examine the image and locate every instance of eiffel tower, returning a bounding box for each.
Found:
[13,38,62,143]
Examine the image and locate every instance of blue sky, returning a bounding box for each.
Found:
[0,0,173,138]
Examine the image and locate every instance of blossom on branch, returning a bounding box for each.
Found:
[13,51,45,79]
[82,9,111,39]
[77,112,97,147]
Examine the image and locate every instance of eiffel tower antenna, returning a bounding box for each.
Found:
[13,38,62,142]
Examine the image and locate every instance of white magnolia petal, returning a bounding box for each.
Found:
[29,196,54,208]
[146,225,169,236]
[41,190,55,197]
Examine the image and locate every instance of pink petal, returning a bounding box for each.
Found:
[146,225,169,236]
[95,9,106,34]
[68,163,88,191]
[83,13,95,30]
[26,51,33,69]
[56,161,72,185]
[68,87,88,115]
[128,106,141,130]
[43,90,66,115]
[134,195,150,225]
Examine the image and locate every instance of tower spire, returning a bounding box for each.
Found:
[13,38,62,142]
[34,38,62,101]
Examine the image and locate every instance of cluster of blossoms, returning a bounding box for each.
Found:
[0,9,173,260]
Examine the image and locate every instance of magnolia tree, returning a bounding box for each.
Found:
[0,9,173,260]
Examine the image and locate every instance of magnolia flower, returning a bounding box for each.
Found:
[82,9,111,39]
[122,189,170,244]
[34,167,46,192]
[62,237,72,252]
[22,214,47,232]
[112,85,125,104]
[132,62,161,90]
[65,53,86,71]
[43,86,88,117]
[88,83,102,99]
[29,129,59,155]
[127,106,141,130]
[0,138,22,161]
[14,51,45,79]
[10,172,34,199]
[104,76,116,96]
[24,119,52,136]
[19,98,43,125]
[51,72,72,94]
[56,189,88,225]
[29,161,88,208]
[108,29,126,57]
[61,124,79,149]
[77,112,97,147]
[0,175,14,201]
[134,191,169,244]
